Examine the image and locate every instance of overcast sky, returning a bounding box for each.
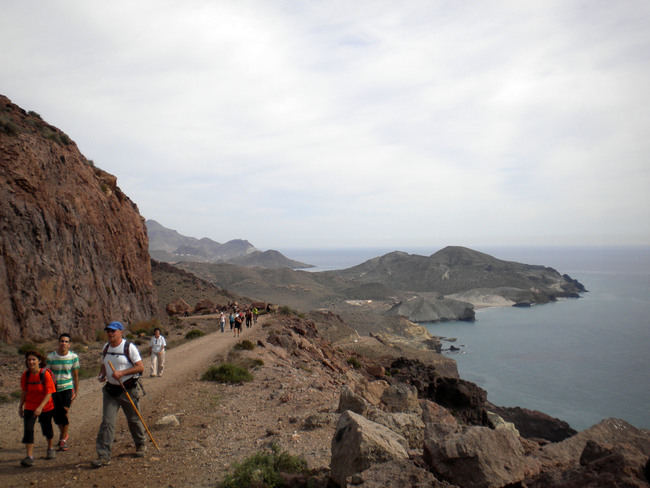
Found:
[2,1,649,250]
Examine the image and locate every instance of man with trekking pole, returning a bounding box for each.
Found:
[92,321,147,467]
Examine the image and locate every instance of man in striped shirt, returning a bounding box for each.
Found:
[47,334,80,451]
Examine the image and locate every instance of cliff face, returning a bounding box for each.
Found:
[0,95,157,342]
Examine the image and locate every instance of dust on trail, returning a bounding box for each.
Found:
[0,321,260,488]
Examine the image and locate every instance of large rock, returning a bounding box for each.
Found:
[490,405,577,442]
[366,409,425,449]
[0,95,156,342]
[380,383,422,414]
[420,399,462,442]
[346,459,450,487]
[193,298,216,315]
[424,425,541,488]
[166,298,192,316]
[331,410,409,487]
[528,418,650,487]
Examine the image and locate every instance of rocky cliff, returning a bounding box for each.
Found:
[0,95,157,342]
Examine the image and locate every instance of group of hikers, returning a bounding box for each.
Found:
[18,323,167,468]
[219,307,258,337]
[18,303,262,468]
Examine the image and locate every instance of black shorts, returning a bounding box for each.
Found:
[22,409,54,444]
[52,389,73,426]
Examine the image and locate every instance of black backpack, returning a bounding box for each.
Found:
[26,368,54,387]
[102,340,136,367]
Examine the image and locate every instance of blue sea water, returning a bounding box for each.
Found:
[280,246,650,431]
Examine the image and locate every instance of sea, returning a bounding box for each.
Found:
[279,246,650,431]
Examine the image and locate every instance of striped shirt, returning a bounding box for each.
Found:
[47,351,80,392]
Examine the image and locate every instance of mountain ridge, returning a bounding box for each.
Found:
[146,219,312,269]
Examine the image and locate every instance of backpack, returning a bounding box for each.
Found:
[26,368,54,387]
[102,340,135,366]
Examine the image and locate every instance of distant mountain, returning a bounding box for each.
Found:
[146,220,311,269]
[176,246,586,324]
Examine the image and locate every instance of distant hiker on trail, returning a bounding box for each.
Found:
[229,312,235,331]
[47,333,80,452]
[19,350,56,467]
[253,306,258,324]
[234,313,242,337]
[93,321,146,468]
[220,312,226,333]
[149,328,166,377]
[245,309,252,328]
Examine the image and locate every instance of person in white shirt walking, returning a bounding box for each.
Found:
[149,328,166,377]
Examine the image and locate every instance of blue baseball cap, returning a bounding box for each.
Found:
[105,321,124,331]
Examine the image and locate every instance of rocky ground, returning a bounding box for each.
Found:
[1,312,648,488]
[0,314,352,487]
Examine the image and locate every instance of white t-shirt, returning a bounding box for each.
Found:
[150,335,167,354]
[102,340,142,385]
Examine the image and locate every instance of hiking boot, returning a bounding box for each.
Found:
[20,456,34,467]
[91,457,111,468]
[58,436,68,451]
[46,448,56,459]
[135,444,146,458]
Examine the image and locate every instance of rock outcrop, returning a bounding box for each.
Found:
[0,95,157,342]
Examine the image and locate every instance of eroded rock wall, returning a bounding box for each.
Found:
[0,95,156,342]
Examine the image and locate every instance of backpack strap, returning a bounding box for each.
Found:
[102,340,134,366]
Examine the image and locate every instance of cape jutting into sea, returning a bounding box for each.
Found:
[280,245,650,431]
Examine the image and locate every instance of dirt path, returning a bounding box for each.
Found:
[0,322,275,488]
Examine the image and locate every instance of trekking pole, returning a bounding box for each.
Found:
[108,361,161,451]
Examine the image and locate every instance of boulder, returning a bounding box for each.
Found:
[337,385,370,415]
[366,409,425,449]
[486,411,520,437]
[528,418,650,487]
[166,298,191,316]
[424,425,541,488]
[490,405,576,442]
[381,383,422,414]
[420,399,461,442]
[193,298,216,315]
[346,459,450,487]
[330,410,409,487]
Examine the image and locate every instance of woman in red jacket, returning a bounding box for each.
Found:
[18,350,56,467]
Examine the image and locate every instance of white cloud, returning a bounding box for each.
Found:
[1,0,649,248]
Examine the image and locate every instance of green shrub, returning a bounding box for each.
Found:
[234,340,255,351]
[278,305,295,315]
[185,329,205,340]
[347,357,361,369]
[219,444,308,488]
[202,363,253,383]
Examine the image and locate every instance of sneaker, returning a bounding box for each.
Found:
[58,436,68,451]
[20,456,34,467]
[46,448,56,459]
[91,457,111,468]
[134,445,146,458]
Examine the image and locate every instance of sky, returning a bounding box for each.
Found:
[2,0,649,250]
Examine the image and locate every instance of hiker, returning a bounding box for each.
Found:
[252,306,258,324]
[149,328,166,377]
[47,333,80,452]
[93,321,146,467]
[229,312,235,331]
[245,309,252,328]
[19,350,56,467]
[234,313,242,337]
[219,311,226,333]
